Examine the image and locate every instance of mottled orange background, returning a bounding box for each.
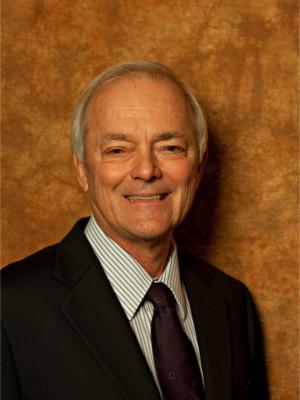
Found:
[2,1,299,398]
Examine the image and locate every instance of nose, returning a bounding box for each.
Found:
[131,149,162,182]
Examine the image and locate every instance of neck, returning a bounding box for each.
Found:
[91,210,174,277]
[94,221,172,278]
[117,238,172,278]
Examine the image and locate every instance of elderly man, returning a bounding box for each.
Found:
[2,61,269,400]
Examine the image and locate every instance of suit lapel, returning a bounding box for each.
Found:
[180,253,232,400]
[53,220,232,400]
[53,219,161,400]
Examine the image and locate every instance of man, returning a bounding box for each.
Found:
[2,61,269,399]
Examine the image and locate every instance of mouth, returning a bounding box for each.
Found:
[124,193,169,202]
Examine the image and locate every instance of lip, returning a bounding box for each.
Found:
[124,193,170,202]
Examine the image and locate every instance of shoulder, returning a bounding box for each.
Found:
[179,251,247,287]
[179,251,251,305]
[1,219,92,307]
[2,244,59,286]
[2,217,90,287]
[179,251,258,336]
[1,244,62,317]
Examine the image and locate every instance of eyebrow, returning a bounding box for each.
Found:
[102,133,131,141]
[154,131,185,141]
[102,131,185,141]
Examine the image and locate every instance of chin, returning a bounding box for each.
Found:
[126,226,172,243]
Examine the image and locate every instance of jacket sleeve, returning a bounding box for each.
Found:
[1,324,22,400]
[244,287,270,399]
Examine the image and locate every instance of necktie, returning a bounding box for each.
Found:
[147,282,205,400]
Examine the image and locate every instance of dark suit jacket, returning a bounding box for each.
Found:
[2,218,269,400]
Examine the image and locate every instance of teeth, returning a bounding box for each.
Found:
[127,195,162,202]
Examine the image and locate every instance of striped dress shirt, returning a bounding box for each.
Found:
[84,216,204,395]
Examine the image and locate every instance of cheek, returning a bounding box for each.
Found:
[169,163,200,215]
[91,163,128,189]
[166,160,198,186]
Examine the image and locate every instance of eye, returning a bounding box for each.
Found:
[162,145,185,153]
[109,148,124,154]
[103,147,128,157]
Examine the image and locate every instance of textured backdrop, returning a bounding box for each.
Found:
[2,1,299,398]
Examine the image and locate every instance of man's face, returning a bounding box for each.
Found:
[74,76,203,247]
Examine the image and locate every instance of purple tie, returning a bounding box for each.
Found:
[147,283,205,400]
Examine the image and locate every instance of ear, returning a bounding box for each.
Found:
[196,149,208,186]
[73,154,89,192]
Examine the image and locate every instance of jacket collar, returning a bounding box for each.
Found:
[85,216,187,321]
[54,218,161,400]
[180,252,232,400]
[53,219,232,400]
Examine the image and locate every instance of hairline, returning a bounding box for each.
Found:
[72,62,207,164]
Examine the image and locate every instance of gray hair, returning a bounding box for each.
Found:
[72,61,208,163]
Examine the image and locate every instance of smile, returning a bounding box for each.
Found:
[125,193,169,202]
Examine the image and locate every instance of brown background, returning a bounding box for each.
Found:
[2,1,299,398]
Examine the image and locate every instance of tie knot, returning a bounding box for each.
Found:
[147,283,175,308]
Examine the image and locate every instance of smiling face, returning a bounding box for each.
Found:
[74,75,203,248]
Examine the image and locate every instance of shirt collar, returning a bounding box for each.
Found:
[84,216,187,321]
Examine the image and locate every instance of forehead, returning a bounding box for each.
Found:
[86,75,193,131]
